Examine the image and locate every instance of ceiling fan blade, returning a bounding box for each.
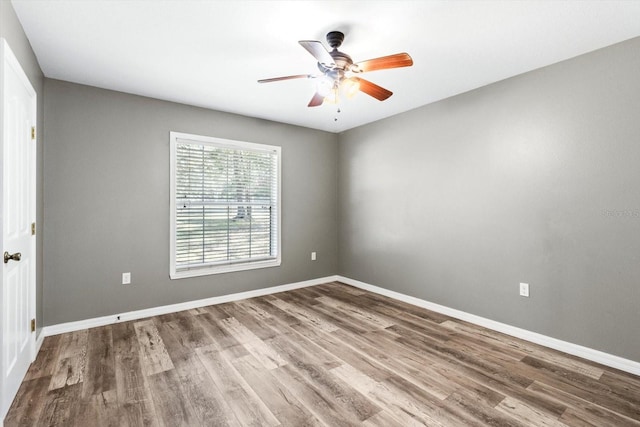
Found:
[299,40,335,66]
[352,77,393,101]
[354,53,413,73]
[307,92,325,107]
[258,74,312,83]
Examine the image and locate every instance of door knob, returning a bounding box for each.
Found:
[3,251,21,263]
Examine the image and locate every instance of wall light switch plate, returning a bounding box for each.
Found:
[519,282,529,297]
[122,272,131,285]
[311,252,317,261]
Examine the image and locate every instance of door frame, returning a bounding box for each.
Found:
[0,37,37,421]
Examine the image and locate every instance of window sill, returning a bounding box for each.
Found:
[170,258,281,280]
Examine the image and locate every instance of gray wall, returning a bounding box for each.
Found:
[43,79,338,325]
[1,0,45,334]
[338,37,640,362]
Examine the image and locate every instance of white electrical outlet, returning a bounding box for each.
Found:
[122,272,131,285]
[311,252,317,261]
[519,282,529,297]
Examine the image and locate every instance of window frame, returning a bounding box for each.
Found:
[169,131,282,279]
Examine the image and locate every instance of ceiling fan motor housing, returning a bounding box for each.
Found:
[326,31,345,49]
[325,31,353,70]
[329,50,353,69]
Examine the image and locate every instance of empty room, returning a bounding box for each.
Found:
[1,0,640,425]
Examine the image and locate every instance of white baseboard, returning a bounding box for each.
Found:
[40,273,640,376]
[336,275,640,376]
[35,330,45,356]
[43,275,339,337]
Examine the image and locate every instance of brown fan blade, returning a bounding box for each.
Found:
[354,53,413,73]
[258,74,312,83]
[299,40,335,66]
[307,92,325,107]
[351,77,393,101]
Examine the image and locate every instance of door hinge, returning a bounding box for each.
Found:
[31,126,36,140]
[32,222,36,236]
[31,318,36,332]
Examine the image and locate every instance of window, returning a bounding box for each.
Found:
[170,132,281,279]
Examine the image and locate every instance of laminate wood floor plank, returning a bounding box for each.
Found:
[24,335,61,381]
[248,296,302,326]
[202,303,233,321]
[330,362,445,426]
[268,297,340,333]
[441,319,605,379]
[362,409,405,426]
[600,370,640,397]
[3,376,50,426]
[289,322,394,383]
[230,353,325,426]
[234,299,274,321]
[146,369,199,427]
[218,316,266,345]
[495,396,567,427]
[308,291,402,335]
[7,282,640,426]
[270,363,365,427]
[134,319,175,376]
[319,281,367,296]
[434,358,570,420]
[519,355,640,419]
[443,322,529,363]
[219,317,287,369]
[348,318,569,421]
[219,302,280,341]
[527,380,640,427]
[82,325,116,398]
[111,321,161,427]
[277,328,344,370]
[236,298,304,337]
[151,310,191,326]
[193,311,244,351]
[278,288,323,306]
[443,388,528,427]
[267,331,382,422]
[384,372,484,426]
[322,288,453,338]
[36,383,82,427]
[327,286,452,324]
[333,329,456,401]
[187,306,209,316]
[71,389,120,427]
[302,301,373,335]
[364,328,445,367]
[158,314,242,427]
[171,315,214,349]
[315,295,395,329]
[406,332,571,421]
[390,322,536,389]
[196,345,280,426]
[48,329,88,391]
[291,286,327,300]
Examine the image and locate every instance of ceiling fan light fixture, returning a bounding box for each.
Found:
[324,87,340,104]
[341,78,360,99]
[316,75,334,96]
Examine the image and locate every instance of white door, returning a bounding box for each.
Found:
[0,38,36,421]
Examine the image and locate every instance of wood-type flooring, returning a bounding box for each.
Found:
[5,282,640,426]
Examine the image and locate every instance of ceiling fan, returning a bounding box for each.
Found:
[258,31,413,107]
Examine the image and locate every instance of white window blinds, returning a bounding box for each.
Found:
[170,132,281,278]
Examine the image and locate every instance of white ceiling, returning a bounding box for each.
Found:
[11,0,640,133]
